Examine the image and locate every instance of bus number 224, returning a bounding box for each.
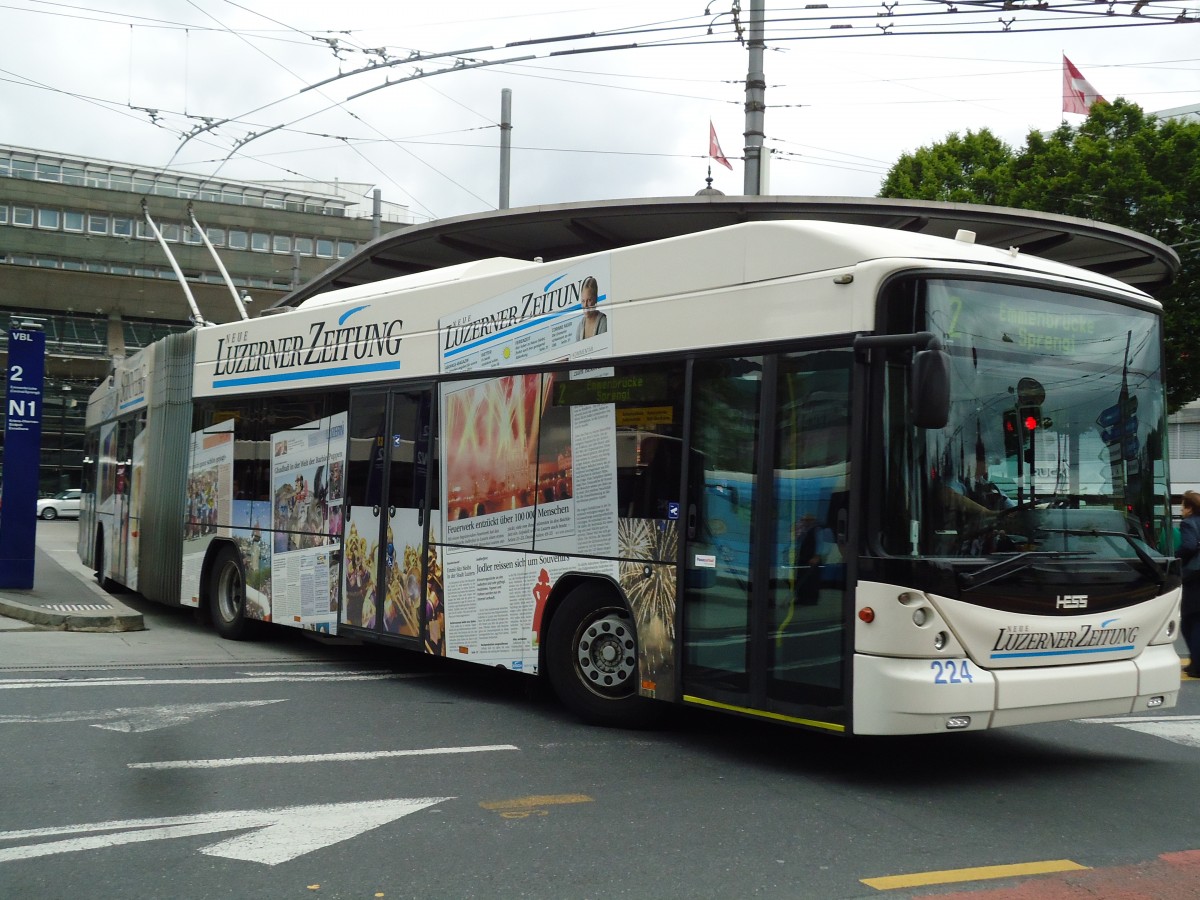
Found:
[931,660,974,684]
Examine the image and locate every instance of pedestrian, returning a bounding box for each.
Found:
[1176,490,1200,678]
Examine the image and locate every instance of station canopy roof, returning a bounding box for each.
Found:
[273,195,1180,309]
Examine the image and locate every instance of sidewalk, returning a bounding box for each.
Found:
[0,544,143,632]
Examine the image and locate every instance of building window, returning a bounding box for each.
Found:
[199,190,220,203]
[36,257,58,268]
[133,176,154,194]
[135,267,155,278]
[38,208,61,229]
[161,222,180,242]
[251,232,270,252]
[87,262,107,273]
[62,259,84,271]
[88,214,109,235]
[272,235,291,254]
[13,206,34,226]
[206,227,226,247]
[0,206,8,225]
[295,237,313,256]
[62,166,85,186]
[263,196,285,210]
[110,264,131,275]
[36,162,62,182]
[316,239,334,258]
[228,230,248,250]
[183,226,203,245]
[337,241,355,258]
[11,160,35,180]
[86,170,108,188]
[222,190,244,205]
[63,210,85,232]
[112,217,133,238]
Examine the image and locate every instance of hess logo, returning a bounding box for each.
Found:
[1056,594,1088,609]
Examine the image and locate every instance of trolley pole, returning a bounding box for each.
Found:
[743,0,767,196]
[500,88,513,210]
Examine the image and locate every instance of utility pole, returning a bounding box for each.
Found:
[743,0,767,196]
[499,88,513,210]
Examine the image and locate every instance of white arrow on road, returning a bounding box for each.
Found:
[1077,714,1200,749]
[0,700,287,732]
[0,798,453,865]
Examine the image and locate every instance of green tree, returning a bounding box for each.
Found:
[880,99,1200,411]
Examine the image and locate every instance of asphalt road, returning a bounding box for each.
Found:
[1,522,1198,900]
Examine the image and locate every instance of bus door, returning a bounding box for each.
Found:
[681,351,851,725]
[342,387,434,643]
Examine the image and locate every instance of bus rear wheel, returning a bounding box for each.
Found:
[546,585,659,728]
[210,546,252,640]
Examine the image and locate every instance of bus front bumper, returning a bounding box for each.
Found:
[851,643,1181,735]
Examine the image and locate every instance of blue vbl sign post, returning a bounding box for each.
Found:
[0,328,46,588]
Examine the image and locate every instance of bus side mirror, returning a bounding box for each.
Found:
[911,347,950,429]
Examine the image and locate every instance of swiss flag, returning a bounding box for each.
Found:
[709,120,733,170]
[1062,55,1106,115]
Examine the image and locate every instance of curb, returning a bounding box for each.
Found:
[0,596,145,632]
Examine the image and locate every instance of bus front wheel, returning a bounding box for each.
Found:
[545,585,658,728]
[210,546,252,641]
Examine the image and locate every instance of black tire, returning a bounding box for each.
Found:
[545,584,660,728]
[94,533,115,592]
[40,507,58,520]
[209,545,253,640]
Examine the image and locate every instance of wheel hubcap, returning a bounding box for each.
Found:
[218,563,243,622]
[575,612,637,694]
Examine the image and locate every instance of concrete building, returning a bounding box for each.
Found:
[0,142,412,493]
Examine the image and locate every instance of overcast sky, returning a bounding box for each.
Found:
[3,1,1196,223]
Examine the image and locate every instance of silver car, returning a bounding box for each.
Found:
[36,489,82,520]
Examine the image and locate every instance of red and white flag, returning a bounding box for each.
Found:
[709,120,733,170]
[1062,55,1106,115]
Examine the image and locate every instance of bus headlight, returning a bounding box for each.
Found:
[934,631,948,651]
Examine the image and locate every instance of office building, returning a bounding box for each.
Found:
[0,142,411,492]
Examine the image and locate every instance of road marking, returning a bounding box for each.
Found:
[128,743,519,770]
[480,794,593,819]
[1077,714,1200,749]
[0,673,420,690]
[861,859,1089,890]
[0,700,286,732]
[0,798,452,866]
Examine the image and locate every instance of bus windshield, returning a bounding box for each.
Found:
[881,278,1171,564]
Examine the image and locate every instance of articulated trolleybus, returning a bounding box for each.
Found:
[80,220,1181,735]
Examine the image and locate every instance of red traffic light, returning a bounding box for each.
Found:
[1023,415,1039,431]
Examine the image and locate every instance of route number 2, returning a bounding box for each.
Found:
[931,660,974,684]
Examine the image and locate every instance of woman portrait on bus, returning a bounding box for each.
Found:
[575,275,607,341]
[1176,490,1200,678]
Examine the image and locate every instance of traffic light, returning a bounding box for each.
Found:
[1002,410,1019,457]
[1018,405,1042,434]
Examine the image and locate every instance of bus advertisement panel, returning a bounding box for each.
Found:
[272,411,346,631]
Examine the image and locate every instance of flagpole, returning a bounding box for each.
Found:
[743,0,766,196]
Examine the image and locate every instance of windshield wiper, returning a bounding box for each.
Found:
[958,550,1094,590]
[1040,527,1168,584]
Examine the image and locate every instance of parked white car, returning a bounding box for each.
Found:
[36,489,82,520]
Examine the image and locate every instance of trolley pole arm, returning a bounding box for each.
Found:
[142,201,207,327]
[188,203,249,321]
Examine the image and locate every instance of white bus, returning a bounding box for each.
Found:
[80,220,1182,734]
